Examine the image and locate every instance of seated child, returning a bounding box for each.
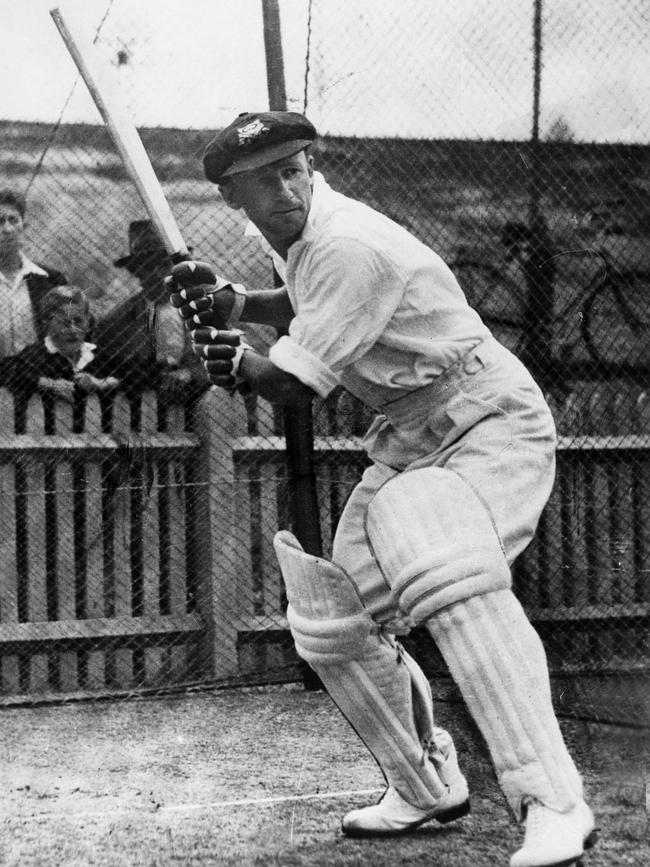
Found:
[3,285,153,405]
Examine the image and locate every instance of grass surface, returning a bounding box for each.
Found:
[1,683,647,866]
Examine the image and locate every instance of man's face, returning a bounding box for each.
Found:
[0,204,24,260]
[128,253,171,301]
[221,151,314,253]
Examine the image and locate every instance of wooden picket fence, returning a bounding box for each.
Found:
[1,380,649,705]
[226,432,650,672]
[516,435,650,672]
[0,387,217,699]
[227,382,650,684]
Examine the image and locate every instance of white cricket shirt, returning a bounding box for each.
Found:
[257,172,490,406]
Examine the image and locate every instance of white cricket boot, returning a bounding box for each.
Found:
[341,781,469,838]
[341,739,470,838]
[510,799,597,867]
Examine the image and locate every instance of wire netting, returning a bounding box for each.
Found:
[0,0,647,725]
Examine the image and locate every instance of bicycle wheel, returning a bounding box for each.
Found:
[582,270,650,369]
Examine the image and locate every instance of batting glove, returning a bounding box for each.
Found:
[191,326,251,390]
[166,260,246,329]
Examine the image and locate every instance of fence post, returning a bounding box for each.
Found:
[0,388,19,693]
[193,388,250,679]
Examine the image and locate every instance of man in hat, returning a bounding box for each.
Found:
[167,111,596,867]
[96,220,205,403]
[0,188,67,359]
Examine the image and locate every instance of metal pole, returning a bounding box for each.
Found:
[261,0,288,112]
[260,0,322,558]
[530,0,543,227]
[260,0,323,689]
[520,0,555,390]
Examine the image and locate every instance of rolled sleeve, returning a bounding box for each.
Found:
[285,237,405,377]
[269,335,341,398]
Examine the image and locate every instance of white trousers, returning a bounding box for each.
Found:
[331,338,583,815]
[333,337,556,620]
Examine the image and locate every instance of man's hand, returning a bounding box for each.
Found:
[165,260,244,330]
[75,372,121,393]
[38,376,76,403]
[191,327,250,390]
[169,284,232,328]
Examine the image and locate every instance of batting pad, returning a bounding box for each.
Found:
[273,531,448,807]
[426,589,583,817]
[366,467,511,619]
[273,530,375,665]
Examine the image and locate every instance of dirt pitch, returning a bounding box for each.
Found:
[1,683,647,867]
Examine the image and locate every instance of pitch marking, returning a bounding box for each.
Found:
[29,788,384,822]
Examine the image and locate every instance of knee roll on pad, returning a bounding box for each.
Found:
[365,467,511,621]
[273,530,375,665]
[286,608,373,665]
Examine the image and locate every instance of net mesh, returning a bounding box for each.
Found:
[0,0,647,725]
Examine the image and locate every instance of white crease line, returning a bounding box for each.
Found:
[21,787,384,823]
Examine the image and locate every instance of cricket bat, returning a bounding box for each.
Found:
[50,6,191,263]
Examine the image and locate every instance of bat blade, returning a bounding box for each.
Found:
[50,6,190,260]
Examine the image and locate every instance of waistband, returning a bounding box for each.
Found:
[376,337,511,424]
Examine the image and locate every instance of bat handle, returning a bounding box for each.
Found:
[171,251,193,265]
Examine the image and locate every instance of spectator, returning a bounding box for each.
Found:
[95,220,207,403]
[0,188,67,358]
[1,286,151,429]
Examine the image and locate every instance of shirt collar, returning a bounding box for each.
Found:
[0,252,48,285]
[44,335,97,371]
[297,171,333,242]
[18,253,48,278]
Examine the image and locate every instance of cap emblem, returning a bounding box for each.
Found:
[237,119,269,147]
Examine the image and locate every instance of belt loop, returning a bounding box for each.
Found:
[462,352,484,375]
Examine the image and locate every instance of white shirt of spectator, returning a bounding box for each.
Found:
[44,335,96,371]
[0,253,45,358]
